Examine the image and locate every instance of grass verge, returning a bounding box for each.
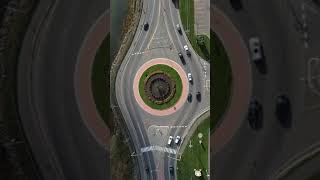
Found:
[179,0,210,61]
[177,117,210,179]
[138,64,183,110]
[210,30,232,130]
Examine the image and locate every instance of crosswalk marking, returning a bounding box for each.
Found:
[141,146,177,154]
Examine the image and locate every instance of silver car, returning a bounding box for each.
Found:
[249,37,263,62]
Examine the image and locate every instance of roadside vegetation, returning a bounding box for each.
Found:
[179,0,210,61]
[0,0,42,179]
[92,35,135,179]
[139,64,183,110]
[211,30,232,130]
[177,117,210,179]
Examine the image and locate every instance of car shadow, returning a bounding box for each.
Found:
[254,59,268,74]
[173,0,179,9]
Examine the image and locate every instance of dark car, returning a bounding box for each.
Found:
[196,92,201,102]
[275,95,292,128]
[187,93,192,102]
[169,166,174,175]
[145,167,150,173]
[230,0,243,11]
[178,52,185,64]
[247,100,263,130]
[144,23,149,31]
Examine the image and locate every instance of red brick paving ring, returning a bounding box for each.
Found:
[133,58,189,116]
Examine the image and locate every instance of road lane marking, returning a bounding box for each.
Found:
[146,0,162,50]
[141,146,177,154]
[131,50,149,56]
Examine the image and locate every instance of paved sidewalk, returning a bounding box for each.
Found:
[194,0,210,36]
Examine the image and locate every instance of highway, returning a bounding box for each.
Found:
[17,0,108,180]
[212,0,320,179]
[115,0,210,179]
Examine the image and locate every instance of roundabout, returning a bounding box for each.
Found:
[133,58,189,116]
[139,64,182,110]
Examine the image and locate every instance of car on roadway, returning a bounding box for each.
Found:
[196,92,201,102]
[275,95,292,128]
[144,22,149,31]
[247,99,263,130]
[187,93,192,102]
[184,45,191,56]
[176,24,182,34]
[145,167,150,173]
[168,136,173,145]
[230,0,243,11]
[248,37,264,62]
[187,73,193,82]
[169,166,174,175]
[175,136,181,145]
[178,52,185,64]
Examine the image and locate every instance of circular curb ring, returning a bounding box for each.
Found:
[133,58,189,116]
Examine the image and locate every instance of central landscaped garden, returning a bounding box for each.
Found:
[139,64,183,110]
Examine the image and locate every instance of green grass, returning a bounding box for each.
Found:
[91,34,115,131]
[179,0,210,61]
[177,118,210,180]
[138,64,183,110]
[210,30,232,130]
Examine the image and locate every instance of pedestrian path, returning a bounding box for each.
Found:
[195,0,210,36]
[141,146,177,154]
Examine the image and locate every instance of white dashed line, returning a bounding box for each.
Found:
[131,51,148,56]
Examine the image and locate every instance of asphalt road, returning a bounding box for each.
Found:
[115,0,210,179]
[17,0,108,180]
[212,0,320,179]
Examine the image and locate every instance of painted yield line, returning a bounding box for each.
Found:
[141,146,177,154]
[131,51,149,56]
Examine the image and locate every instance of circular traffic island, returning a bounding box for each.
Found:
[139,64,182,110]
[133,58,189,116]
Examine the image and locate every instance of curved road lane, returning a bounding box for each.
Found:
[17,0,108,179]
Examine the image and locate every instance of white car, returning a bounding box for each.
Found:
[176,24,181,33]
[248,37,263,62]
[184,45,191,56]
[187,73,192,82]
[167,136,173,145]
[175,136,181,144]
